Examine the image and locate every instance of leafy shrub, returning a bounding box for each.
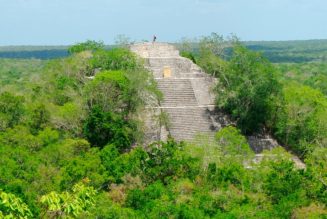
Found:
[0,92,25,129]
[216,44,282,134]
[83,106,136,149]
[274,83,327,154]
[180,51,197,63]
[40,182,96,218]
[85,70,131,114]
[28,103,50,134]
[216,126,253,157]
[68,40,104,54]
[0,190,33,218]
[90,48,139,71]
[143,140,200,183]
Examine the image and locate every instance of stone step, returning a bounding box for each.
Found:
[161,91,196,94]
[158,91,196,95]
[161,104,198,107]
[167,114,212,119]
[157,80,196,83]
[168,123,212,127]
[169,126,212,131]
[171,133,214,137]
[161,106,215,140]
[161,100,197,103]
[169,124,213,128]
[171,133,215,142]
[158,79,198,107]
[161,98,197,101]
[157,85,195,89]
[179,73,205,78]
[160,93,196,96]
[162,98,197,101]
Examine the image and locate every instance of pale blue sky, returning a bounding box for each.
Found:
[1,0,326,45]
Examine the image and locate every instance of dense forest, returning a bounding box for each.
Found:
[0,37,326,218]
[2,39,327,62]
[246,39,327,63]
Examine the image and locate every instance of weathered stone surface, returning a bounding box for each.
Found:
[248,134,279,153]
[130,42,218,142]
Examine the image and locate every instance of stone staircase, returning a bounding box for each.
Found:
[157,79,198,107]
[130,42,217,142]
[164,107,215,141]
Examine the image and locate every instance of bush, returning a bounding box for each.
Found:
[216,126,253,157]
[216,44,282,134]
[68,40,104,54]
[83,106,135,150]
[180,51,197,64]
[90,48,139,71]
[28,103,50,134]
[85,70,131,114]
[0,92,25,129]
[274,83,327,154]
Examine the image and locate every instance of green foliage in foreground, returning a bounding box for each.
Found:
[0,190,33,218]
[40,182,96,218]
[0,134,326,218]
[0,40,326,218]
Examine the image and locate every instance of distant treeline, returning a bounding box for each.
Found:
[1,40,327,62]
[246,40,327,63]
[0,49,69,59]
[0,45,114,60]
[180,39,327,63]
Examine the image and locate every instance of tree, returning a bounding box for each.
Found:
[52,102,85,136]
[199,32,232,57]
[83,106,135,149]
[68,40,104,54]
[216,126,254,158]
[263,160,307,218]
[292,203,327,219]
[85,70,131,114]
[196,33,231,77]
[263,160,303,203]
[216,44,282,134]
[0,190,33,218]
[114,34,133,48]
[143,140,199,183]
[274,83,327,154]
[0,92,25,130]
[28,103,50,134]
[178,37,197,64]
[40,182,96,218]
[305,147,327,203]
[90,48,139,71]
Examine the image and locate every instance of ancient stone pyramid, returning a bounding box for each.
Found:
[130,42,219,142]
[130,42,305,169]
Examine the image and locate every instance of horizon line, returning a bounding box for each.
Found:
[1,38,327,47]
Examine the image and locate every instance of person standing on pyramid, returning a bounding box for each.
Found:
[153,35,157,43]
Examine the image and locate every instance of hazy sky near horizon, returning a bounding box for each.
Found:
[1,0,326,45]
